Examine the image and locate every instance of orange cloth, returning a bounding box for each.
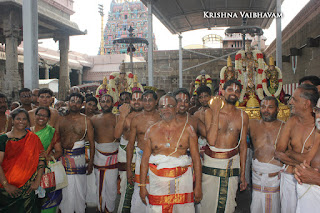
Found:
[1,131,44,188]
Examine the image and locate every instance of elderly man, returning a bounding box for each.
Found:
[200,79,249,213]
[249,96,284,213]
[276,84,319,213]
[140,95,202,212]
[294,98,320,213]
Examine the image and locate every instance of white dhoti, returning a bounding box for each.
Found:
[296,183,320,213]
[85,141,97,207]
[280,172,297,213]
[94,142,119,212]
[59,140,87,213]
[148,154,195,213]
[250,159,282,213]
[200,146,240,213]
[131,147,149,213]
[118,136,137,213]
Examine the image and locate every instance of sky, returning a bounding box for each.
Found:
[39,0,310,55]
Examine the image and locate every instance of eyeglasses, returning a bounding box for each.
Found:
[20,95,31,98]
[36,113,49,118]
[313,107,320,114]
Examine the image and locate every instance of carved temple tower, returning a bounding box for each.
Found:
[101,0,157,57]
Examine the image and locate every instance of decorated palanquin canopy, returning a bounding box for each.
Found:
[217,43,289,121]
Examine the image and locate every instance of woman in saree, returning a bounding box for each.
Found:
[31,106,63,213]
[0,108,45,213]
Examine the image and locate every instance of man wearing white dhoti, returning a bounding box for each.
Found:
[249,96,284,213]
[140,95,202,213]
[91,94,120,212]
[58,93,95,213]
[294,98,320,213]
[126,90,161,213]
[275,84,319,213]
[114,91,143,213]
[200,80,249,213]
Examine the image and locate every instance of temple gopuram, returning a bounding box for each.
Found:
[102,0,157,56]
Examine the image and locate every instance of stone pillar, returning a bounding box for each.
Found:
[44,64,49,79]
[179,34,183,88]
[147,0,153,86]
[78,69,82,85]
[276,0,282,70]
[23,0,39,89]
[58,36,70,100]
[3,11,21,101]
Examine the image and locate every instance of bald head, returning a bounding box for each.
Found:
[70,86,80,94]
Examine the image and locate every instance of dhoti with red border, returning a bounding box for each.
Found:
[94,142,119,213]
[148,154,195,213]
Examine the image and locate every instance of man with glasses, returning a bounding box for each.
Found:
[275,84,319,213]
[294,98,320,212]
[126,90,160,213]
[140,95,202,212]
[28,88,59,128]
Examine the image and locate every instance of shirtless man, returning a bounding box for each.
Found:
[29,88,59,128]
[0,94,11,134]
[127,90,160,213]
[58,93,94,213]
[114,90,143,213]
[249,96,284,213]
[140,95,202,212]
[83,95,99,207]
[193,86,211,161]
[200,79,249,213]
[85,96,99,118]
[275,84,319,213]
[294,98,320,212]
[173,88,206,138]
[91,94,119,212]
[194,86,211,123]
[17,88,33,111]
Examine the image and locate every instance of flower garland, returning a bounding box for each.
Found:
[219,65,242,91]
[235,50,265,102]
[108,72,134,106]
[262,66,283,98]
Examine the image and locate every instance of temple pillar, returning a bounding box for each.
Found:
[276,0,282,70]
[179,34,183,88]
[147,0,153,86]
[44,64,49,79]
[3,11,21,101]
[58,36,70,100]
[78,69,82,85]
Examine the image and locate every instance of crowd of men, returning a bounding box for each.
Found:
[0,75,320,213]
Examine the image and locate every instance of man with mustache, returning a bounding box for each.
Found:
[91,94,119,213]
[114,90,143,212]
[16,88,33,111]
[173,88,206,138]
[58,93,95,213]
[275,84,319,213]
[200,79,249,213]
[126,90,160,213]
[249,96,284,213]
[294,98,320,212]
[140,95,202,212]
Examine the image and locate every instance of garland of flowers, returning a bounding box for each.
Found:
[108,72,134,106]
[235,50,265,102]
[219,65,242,91]
[194,74,213,95]
[262,66,283,97]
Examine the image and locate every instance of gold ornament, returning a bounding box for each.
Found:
[269,56,275,66]
[227,56,232,67]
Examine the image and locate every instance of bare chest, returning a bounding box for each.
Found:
[290,125,315,153]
